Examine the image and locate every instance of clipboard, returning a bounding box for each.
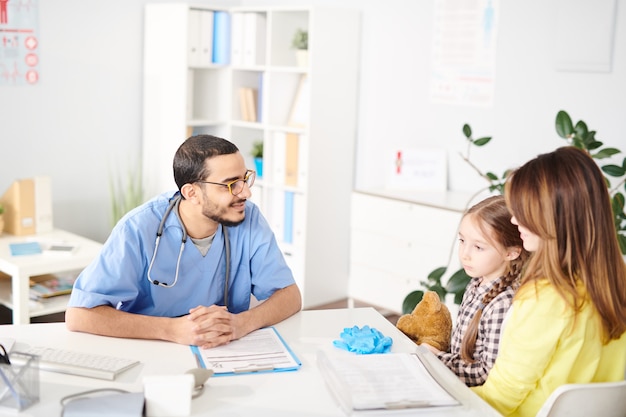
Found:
[190,327,301,376]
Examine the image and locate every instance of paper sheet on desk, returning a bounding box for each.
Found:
[191,327,301,376]
[318,351,460,413]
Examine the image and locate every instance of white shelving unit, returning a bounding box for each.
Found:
[142,4,361,308]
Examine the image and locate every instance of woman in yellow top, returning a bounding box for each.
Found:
[472,146,626,417]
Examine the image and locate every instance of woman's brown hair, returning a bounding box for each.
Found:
[505,146,626,342]
[460,195,529,362]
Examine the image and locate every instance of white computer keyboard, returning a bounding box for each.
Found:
[21,346,140,380]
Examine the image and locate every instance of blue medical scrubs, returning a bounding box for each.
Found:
[68,192,295,317]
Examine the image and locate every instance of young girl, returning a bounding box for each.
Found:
[423,195,529,386]
[472,146,626,417]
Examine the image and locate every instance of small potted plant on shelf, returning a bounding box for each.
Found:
[292,28,308,67]
[251,140,264,178]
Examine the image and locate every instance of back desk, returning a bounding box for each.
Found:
[0,308,501,416]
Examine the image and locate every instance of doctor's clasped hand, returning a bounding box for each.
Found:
[65,135,302,347]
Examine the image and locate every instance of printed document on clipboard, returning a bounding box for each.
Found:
[190,327,301,376]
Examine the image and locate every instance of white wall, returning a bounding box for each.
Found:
[1,0,624,242]
[0,0,146,242]
[350,0,626,193]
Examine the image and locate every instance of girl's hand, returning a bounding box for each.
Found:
[421,342,443,355]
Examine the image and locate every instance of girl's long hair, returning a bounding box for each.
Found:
[505,146,626,342]
[460,195,529,362]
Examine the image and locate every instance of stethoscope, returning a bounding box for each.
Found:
[147,194,231,309]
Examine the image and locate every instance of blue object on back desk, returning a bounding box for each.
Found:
[9,242,42,256]
[333,325,393,354]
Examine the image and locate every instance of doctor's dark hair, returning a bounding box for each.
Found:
[460,195,529,363]
[173,134,239,190]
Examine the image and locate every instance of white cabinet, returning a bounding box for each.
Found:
[142,4,361,308]
[0,229,103,324]
[349,191,469,314]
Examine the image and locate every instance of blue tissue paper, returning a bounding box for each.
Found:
[333,325,393,354]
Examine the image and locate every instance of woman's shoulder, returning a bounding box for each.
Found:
[514,279,574,316]
[516,278,554,296]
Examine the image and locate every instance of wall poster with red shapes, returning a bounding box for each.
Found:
[0,0,39,86]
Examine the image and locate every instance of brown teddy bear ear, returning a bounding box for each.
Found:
[421,291,442,312]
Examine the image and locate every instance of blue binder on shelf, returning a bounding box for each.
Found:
[190,327,301,376]
[283,191,294,244]
[212,11,231,64]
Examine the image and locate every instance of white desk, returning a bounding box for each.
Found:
[0,308,501,416]
[0,229,103,324]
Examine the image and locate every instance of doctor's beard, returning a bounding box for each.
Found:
[202,198,246,227]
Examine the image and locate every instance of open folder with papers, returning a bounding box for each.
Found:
[318,351,460,415]
[191,327,301,376]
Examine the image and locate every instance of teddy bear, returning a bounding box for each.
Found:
[396,291,452,352]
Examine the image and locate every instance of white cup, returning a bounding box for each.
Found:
[143,374,194,417]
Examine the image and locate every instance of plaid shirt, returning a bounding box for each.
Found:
[436,276,515,387]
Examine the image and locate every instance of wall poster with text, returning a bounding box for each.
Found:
[0,0,39,86]
[430,0,498,107]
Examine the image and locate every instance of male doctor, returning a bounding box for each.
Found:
[66,135,302,349]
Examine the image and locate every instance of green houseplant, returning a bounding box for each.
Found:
[251,140,264,178]
[292,28,308,67]
[291,29,308,50]
[402,110,626,314]
[109,163,145,228]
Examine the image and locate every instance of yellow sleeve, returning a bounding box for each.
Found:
[471,282,570,416]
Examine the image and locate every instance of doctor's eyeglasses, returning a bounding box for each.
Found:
[197,170,256,196]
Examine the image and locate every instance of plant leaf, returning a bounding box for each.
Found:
[463,124,472,138]
[574,120,589,139]
[593,148,621,159]
[612,193,625,217]
[402,290,424,315]
[602,164,626,177]
[555,110,573,138]
[446,268,472,294]
[619,234,626,256]
[473,137,492,146]
[454,292,465,305]
[486,172,498,180]
[428,266,447,282]
[582,130,597,147]
[430,284,447,301]
[586,140,603,151]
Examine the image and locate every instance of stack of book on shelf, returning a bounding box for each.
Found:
[239,87,258,122]
[29,272,77,301]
